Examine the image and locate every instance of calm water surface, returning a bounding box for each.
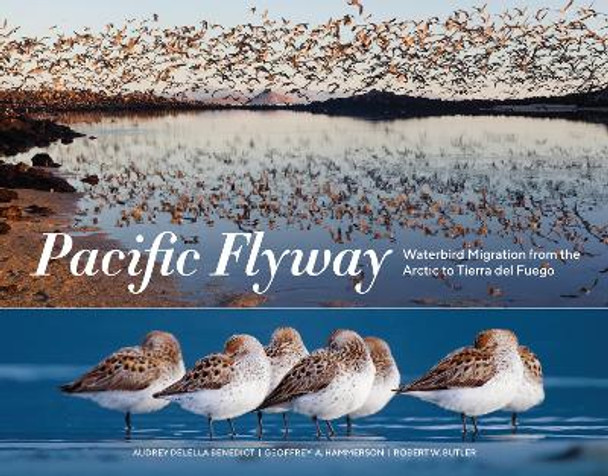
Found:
[9,112,608,306]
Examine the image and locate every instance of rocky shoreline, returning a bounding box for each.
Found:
[0,161,76,193]
[0,115,84,156]
[0,187,181,307]
[0,113,184,307]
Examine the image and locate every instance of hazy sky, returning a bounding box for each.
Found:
[4,0,566,36]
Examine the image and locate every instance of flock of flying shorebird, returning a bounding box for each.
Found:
[0,1,607,103]
[61,327,544,440]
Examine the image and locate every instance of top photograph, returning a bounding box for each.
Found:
[0,0,607,308]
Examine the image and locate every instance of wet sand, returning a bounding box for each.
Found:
[0,112,183,307]
[0,188,181,307]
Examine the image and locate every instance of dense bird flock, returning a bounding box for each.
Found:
[1,2,607,305]
[60,328,543,439]
[0,1,607,104]
[51,116,605,304]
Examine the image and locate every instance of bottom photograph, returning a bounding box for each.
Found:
[0,309,606,476]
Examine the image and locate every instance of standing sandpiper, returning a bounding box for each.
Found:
[60,331,185,436]
[396,329,524,436]
[346,336,400,435]
[258,327,309,438]
[503,345,544,432]
[258,329,375,439]
[154,334,271,439]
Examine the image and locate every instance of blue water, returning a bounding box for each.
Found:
[0,309,607,475]
[1,308,607,442]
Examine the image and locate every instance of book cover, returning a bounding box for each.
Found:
[0,1,606,475]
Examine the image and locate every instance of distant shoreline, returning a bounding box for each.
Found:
[1,101,606,161]
[1,88,607,124]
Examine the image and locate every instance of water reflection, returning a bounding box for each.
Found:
[10,112,608,306]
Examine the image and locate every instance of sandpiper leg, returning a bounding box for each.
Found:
[461,413,467,435]
[472,416,479,435]
[511,413,518,433]
[325,420,336,438]
[282,413,289,439]
[346,415,353,436]
[125,412,132,431]
[256,411,263,439]
[312,416,322,439]
[208,417,214,440]
[228,419,237,438]
[124,412,132,440]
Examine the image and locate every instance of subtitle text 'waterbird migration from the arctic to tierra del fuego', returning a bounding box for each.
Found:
[0,0,607,307]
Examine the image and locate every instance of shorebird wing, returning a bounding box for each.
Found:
[258,351,337,409]
[519,345,543,382]
[400,346,496,391]
[154,353,234,396]
[264,343,284,359]
[60,349,162,393]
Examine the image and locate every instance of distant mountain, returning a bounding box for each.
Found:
[247,89,297,106]
[202,93,248,106]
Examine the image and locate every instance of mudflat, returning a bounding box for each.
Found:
[0,188,181,307]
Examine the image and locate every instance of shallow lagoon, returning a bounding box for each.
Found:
[9,112,608,306]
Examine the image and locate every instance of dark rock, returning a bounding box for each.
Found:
[81,174,100,186]
[0,222,10,234]
[24,205,54,216]
[32,153,61,168]
[0,188,18,203]
[0,163,76,193]
[0,115,84,157]
[0,205,22,220]
[34,290,50,302]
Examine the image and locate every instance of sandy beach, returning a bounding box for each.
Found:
[0,186,181,307]
[0,117,290,308]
